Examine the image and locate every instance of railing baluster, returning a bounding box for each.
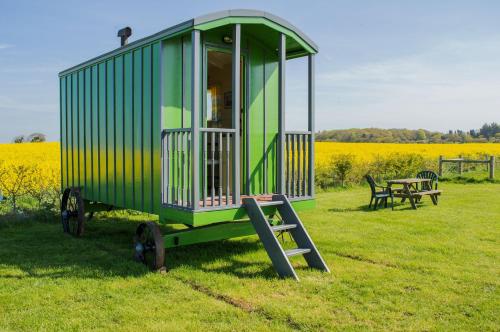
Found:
[177,132,182,204]
[291,134,295,197]
[184,132,188,206]
[172,132,176,204]
[202,131,207,207]
[211,131,215,206]
[302,134,306,196]
[285,134,290,195]
[187,132,191,208]
[297,134,301,197]
[218,132,223,206]
[181,131,185,206]
[226,133,230,205]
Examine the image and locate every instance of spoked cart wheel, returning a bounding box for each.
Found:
[134,222,165,272]
[61,187,85,237]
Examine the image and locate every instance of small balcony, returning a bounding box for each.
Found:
[161,128,314,211]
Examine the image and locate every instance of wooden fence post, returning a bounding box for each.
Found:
[438,155,443,176]
[490,156,495,180]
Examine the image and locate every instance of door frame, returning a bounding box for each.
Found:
[202,41,250,195]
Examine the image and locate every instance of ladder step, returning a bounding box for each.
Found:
[271,224,297,232]
[285,248,311,257]
[258,200,284,207]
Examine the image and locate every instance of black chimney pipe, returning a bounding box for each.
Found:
[117,27,132,47]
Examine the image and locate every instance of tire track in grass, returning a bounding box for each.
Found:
[332,252,398,268]
[173,276,304,331]
[331,251,436,275]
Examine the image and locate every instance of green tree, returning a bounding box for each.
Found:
[416,129,427,141]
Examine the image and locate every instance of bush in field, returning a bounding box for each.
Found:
[27,165,61,210]
[315,164,332,190]
[331,154,355,187]
[315,152,438,188]
[368,153,431,182]
[0,161,37,212]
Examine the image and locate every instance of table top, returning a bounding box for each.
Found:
[387,178,431,185]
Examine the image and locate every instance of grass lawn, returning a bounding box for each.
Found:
[0,183,499,331]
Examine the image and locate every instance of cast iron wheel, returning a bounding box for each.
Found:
[134,222,165,271]
[61,187,85,237]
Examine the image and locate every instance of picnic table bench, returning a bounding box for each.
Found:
[387,178,442,209]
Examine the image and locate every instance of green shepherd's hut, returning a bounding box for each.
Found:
[59,10,329,280]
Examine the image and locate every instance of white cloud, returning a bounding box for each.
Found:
[0,43,14,50]
[314,38,500,131]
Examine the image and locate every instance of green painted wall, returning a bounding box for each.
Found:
[247,40,279,195]
[61,26,298,223]
[60,41,161,214]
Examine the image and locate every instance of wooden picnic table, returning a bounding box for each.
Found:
[386,178,441,209]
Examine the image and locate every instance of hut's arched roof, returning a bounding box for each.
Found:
[60,9,317,76]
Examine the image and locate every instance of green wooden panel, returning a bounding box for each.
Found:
[60,77,67,190]
[265,52,279,193]
[78,71,85,192]
[91,65,100,199]
[142,45,153,213]
[163,221,256,248]
[159,198,315,226]
[163,38,182,128]
[71,73,78,188]
[115,56,124,208]
[124,52,134,208]
[106,60,116,205]
[152,42,161,214]
[133,49,143,210]
[98,62,107,202]
[84,68,93,200]
[182,36,192,127]
[249,45,265,194]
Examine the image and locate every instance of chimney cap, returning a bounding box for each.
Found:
[117,27,132,38]
[117,27,132,46]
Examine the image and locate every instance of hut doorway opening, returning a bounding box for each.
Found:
[204,48,245,201]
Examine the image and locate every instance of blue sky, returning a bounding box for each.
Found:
[1,0,499,142]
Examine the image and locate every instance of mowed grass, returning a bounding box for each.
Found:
[0,183,499,331]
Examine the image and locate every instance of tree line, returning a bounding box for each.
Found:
[12,133,46,143]
[316,122,500,143]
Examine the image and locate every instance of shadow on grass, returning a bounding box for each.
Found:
[0,211,277,280]
[166,241,278,280]
[328,205,373,213]
[327,200,431,213]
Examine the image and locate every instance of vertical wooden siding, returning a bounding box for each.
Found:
[247,39,279,195]
[60,41,161,214]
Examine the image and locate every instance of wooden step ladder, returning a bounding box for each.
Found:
[243,194,330,281]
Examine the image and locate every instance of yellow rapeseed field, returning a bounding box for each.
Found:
[0,141,498,196]
[316,142,500,168]
[0,142,60,206]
